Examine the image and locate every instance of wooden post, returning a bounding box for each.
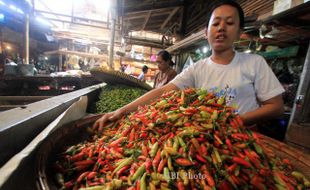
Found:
[24,14,30,64]
[109,2,117,69]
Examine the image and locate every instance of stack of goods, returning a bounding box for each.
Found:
[94,85,147,113]
[54,88,310,190]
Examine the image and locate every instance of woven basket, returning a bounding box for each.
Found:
[35,116,310,190]
[259,134,310,179]
[36,114,103,190]
[90,69,152,90]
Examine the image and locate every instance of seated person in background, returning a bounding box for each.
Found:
[138,65,149,82]
[153,50,177,88]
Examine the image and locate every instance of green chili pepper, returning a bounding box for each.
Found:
[150,142,159,158]
[131,164,146,181]
[112,157,133,176]
[140,173,147,190]
[163,167,170,182]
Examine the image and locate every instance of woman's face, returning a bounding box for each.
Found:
[206,5,241,53]
[156,55,169,71]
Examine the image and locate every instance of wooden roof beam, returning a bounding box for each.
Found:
[124,11,169,20]
[142,11,152,30]
[160,7,180,30]
[124,1,183,14]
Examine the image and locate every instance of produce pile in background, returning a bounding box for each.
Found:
[93,85,147,113]
[54,88,310,190]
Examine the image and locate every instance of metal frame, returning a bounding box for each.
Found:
[0,82,106,167]
[288,42,310,126]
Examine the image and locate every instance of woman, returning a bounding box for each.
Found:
[153,50,177,88]
[94,0,284,130]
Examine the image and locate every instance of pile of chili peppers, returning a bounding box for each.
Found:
[54,88,310,190]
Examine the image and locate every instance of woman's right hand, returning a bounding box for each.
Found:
[93,108,126,132]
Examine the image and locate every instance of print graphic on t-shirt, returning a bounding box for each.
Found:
[209,85,238,112]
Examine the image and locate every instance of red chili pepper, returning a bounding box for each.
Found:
[152,149,161,169]
[116,165,130,176]
[191,99,200,105]
[250,174,263,188]
[201,165,215,187]
[177,179,185,190]
[157,158,167,173]
[230,175,240,185]
[127,142,134,148]
[88,182,101,186]
[134,180,140,190]
[282,158,291,166]
[197,137,206,143]
[175,158,193,166]
[244,150,260,168]
[200,179,213,190]
[218,180,233,190]
[113,147,123,153]
[110,148,124,159]
[130,163,138,176]
[108,137,127,147]
[220,149,230,155]
[227,163,238,173]
[122,126,132,137]
[74,159,95,166]
[138,155,147,161]
[77,171,90,183]
[214,134,223,145]
[64,181,74,189]
[200,144,207,155]
[145,158,152,173]
[236,152,246,158]
[213,140,221,148]
[191,138,202,155]
[86,171,97,180]
[235,116,243,126]
[229,120,238,129]
[68,152,84,162]
[196,154,207,163]
[74,164,89,171]
[240,173,249,182]
[232,157,251,168]
[141,145,148,157]
[140,131,148,139]
[151,137,156,144]
[184,122,192,127]
[98,177,105,184]
[150,111,159,118]
[188,144,196,158]
[210,102,224,108]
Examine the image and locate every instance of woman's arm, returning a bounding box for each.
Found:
[94,83,179,130]
[240,95,284,126]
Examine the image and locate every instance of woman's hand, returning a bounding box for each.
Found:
[93,108,126,132]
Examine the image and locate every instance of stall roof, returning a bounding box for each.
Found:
[2,0,309,52]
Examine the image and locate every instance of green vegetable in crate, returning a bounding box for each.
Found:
[54,88,310,190]
[94,84,147,113]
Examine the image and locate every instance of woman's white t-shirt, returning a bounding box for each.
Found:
[170,52,285,114]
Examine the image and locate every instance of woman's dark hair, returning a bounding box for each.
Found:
[157,50,175,67]
[206,0,244,29]
[142,65,148,72]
